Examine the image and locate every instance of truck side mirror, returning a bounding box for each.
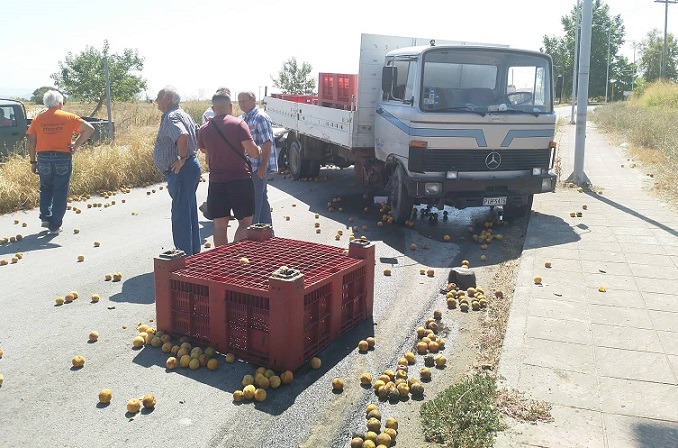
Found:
[382,67,396,96]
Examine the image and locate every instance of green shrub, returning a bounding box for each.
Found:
[421,373,504,448]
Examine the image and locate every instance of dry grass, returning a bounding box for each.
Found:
[62,100,244,133]
[0,100,235,214]
[591,82,678,205]
[495,388,554,423]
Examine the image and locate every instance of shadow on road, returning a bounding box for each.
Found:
[522,212,581,251]
[131,317,376,416]
[268,166,580,271]
[0,231,60,256]
[633,421,678,446]
[587,191,678,238]
[109,271,155,304]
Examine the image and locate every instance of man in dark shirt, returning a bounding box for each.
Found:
[197,92,261,246]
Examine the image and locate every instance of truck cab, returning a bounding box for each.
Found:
[0,98,29,156]
[264,34,557,222]
[376,43,556,220]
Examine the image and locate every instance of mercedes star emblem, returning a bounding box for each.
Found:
[485,151,501,170]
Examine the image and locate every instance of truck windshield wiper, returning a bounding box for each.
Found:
[499,107,541,118]
[437,106,486,117]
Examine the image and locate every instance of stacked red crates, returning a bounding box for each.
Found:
[318,72,358,110]
[270,93,319,105]
[154,233,375,372]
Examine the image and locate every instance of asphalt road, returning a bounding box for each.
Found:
[0,166,516,448]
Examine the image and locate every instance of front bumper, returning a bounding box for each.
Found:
[404,171,557,209]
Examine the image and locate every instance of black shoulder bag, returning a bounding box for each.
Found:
[208,118,253,172]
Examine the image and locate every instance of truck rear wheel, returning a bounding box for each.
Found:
[502,194,534,220]
[389,164,415,223]
[288,138,321,179]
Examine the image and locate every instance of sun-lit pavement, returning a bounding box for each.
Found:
[496,120,678,447]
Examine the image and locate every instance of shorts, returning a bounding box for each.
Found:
[206,179,255,220]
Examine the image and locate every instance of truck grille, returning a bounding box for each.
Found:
[408,148,553,172]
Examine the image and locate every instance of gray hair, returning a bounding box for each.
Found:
[161,85,181,104]
[44,90,64,108]
[215,86,231,96]
[239,91,256,101]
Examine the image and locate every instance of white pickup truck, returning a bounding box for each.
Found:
[265,33,557,221]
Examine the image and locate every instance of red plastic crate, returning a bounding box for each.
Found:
[154,234,375,372]
[318,72,358,109]
[271,93,318,105]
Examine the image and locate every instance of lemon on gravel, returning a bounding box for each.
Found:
[243,384,256,400]
[142,393,156,409]
[269,376,281,389]
[126,399,142,414]
[98,389,112,404]
[72,355,85,368]
[254,388,267,402]
[242,375,254,387]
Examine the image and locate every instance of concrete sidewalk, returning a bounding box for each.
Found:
[496,121,678,447]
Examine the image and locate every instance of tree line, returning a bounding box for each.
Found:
[545,0,678,102]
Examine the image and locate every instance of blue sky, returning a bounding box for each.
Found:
[0,0,673,99]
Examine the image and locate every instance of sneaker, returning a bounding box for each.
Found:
[48,228,63,235]
[41,221,50,228]
[199,202,213,220]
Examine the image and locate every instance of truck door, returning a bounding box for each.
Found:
[375,56,417,165]
[0,104,24,156]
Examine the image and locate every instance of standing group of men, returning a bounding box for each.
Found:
[152,85,278,255]
[26,87,278,256]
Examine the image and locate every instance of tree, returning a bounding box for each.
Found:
[638,28,678,83]
[30,86,57,105]
[51,40,146,116]
[271,57,316,94]
[543,0,626,100]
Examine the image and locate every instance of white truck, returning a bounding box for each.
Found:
[264,33,557,221]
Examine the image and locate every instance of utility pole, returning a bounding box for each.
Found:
[570,0,580,124]
[655,0,678,80]
[632,41,638,92]
[566,0,593,187]
[104,55,114,143]
[605,27,611,103]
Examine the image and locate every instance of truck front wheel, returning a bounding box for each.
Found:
[388,164,415,223]
[288,138,320,179]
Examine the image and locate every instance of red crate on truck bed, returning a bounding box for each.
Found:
[271,93,319,105]
[318,72,358,110]
[154,234,375,372]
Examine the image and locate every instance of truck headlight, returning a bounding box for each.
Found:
[541,178,553,191]
[446,171,458,179]
[532,167,543,176]
[424,183,442,195]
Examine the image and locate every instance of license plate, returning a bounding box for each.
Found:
[483,196,507,206]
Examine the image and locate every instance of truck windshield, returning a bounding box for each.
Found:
[420,48,552,114]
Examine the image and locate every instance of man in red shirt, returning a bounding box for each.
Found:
[198,92,260,246]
